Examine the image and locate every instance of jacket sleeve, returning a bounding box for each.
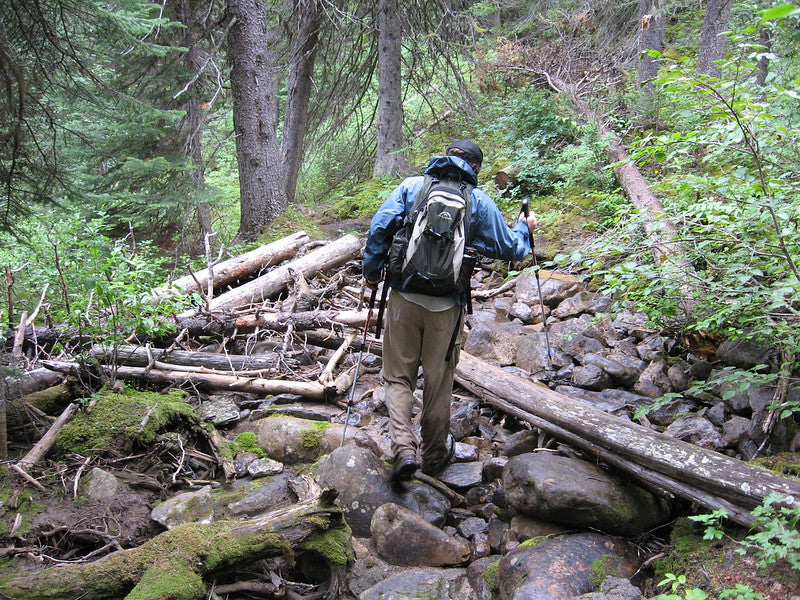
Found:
[469,189,531,261]
[362,176,423,282]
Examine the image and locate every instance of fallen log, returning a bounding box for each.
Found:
[0,479,351,600]
[112,365,329,400]
[157,231,310,296]
[454,351,800,523]
[174,308,377,338]
[90,344,279,373]
[179,234,362,317]
[11,403,80,490]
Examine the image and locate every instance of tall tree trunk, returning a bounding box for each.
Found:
[227,0,283,242]
[281,0,323,203]
[373,0,408,177]
[637,0,665,87]
[179,0,213,247]
[755,26,771,86]
[697,0,732,78]
[637,0,666,125]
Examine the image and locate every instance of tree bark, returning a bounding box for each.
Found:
[281,0,323,202]
[637,0,665,87]
[697,0,732,78]
[606,138,684,267]
[454,351,800,521]
[227,0,283,241]
[178,234,362,316]
[90,344,279,373]
[160,231,310,296]
[177,0,213,246]
[372,0,409,177]
[0,482,350,600]
[113,365,328,399]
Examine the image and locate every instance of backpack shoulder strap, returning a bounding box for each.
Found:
[406,174,436,224]
[461,182,474,242]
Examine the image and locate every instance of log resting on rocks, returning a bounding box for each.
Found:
[112,365,329,400]
[454,351,800,526]
[0,482,351,600]
[178,234,362,317]
[157,231,310,296]
[174,308,378,338]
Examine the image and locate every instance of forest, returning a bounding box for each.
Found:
[1,0,799,599]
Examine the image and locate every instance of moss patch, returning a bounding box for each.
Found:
[589,554,624,589]
[54,389,195,455]
[518,536,547,548]
[301,421,330,452]
[299,522,353,566]
[233,431,267,458]
[484,560,500,592]
[749,452,800,480]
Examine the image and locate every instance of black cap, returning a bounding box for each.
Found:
[446,140,483,168]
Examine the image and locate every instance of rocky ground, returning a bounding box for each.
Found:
[1,250,799,600]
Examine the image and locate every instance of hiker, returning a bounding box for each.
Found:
[362,140,537,481]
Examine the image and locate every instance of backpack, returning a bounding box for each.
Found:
[387,174,474,297]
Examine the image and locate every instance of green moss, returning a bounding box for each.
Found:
[589,554,623,589]
[299,523,354,566]
[749,452,800,480]
[127,561,205,600]
[55,389,195,455]
[653,517,724,581]
[518,536,546,548]
[484,560,500,592]
[301,421,330,451]
[0,491,45,538]
[234,431,267,458]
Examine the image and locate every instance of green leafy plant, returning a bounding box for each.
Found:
[656,573,708,600]
[737,492,800,571]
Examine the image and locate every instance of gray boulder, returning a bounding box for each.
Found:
[569,576,646,600]
[151,486,213,529]
[227,472,298,516]
[358,567,475,600]
[515,272,583,308]
[716,334,776,369]
[634,357,673,398]
[256,415,378,464]
[370,503,471,567]
[316,445,450,537]
[503,453,670,536]
[497,532,641,600]
[663,415,723,450]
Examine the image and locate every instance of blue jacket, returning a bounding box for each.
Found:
[362,155,531,288]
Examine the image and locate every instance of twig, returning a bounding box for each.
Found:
[413,472,466,506]
[13,403,80,489]
[319,332,356,385]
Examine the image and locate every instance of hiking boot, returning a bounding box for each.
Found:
[421,434,455,476]
[390,453,419,482]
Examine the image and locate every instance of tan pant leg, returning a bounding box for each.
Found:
[419,305,463,468]
[382,293,424,462]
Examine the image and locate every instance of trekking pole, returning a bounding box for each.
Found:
[374,276,390,339]
[522,198,553,367]
[341,284,377,446]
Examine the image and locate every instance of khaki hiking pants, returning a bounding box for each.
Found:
[382,291,464,469]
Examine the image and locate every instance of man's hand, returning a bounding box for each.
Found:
[364,278,381,291]
[519,211,537,232]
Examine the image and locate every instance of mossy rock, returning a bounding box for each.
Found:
[55,389,198,456]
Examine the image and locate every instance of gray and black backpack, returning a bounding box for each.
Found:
[387,174,474,297]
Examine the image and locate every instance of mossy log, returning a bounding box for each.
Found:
[0,488,351,600]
